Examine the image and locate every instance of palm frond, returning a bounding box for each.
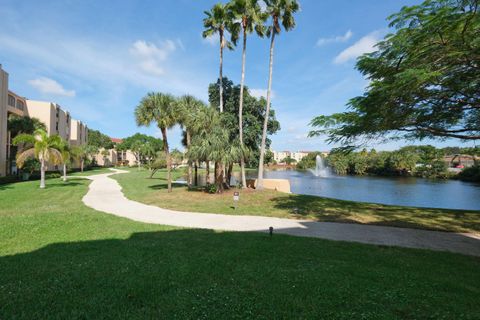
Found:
[16,148,36,168]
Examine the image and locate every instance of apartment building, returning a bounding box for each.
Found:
[0,66,8,176]
[273,151,291,163]
[25,100,71,141]
[0,66,89,176]
[70,119,88,146]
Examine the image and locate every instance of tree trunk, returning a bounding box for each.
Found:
[194,161,198,187]
[215,161,224,193]
[63,163,67,182]
[239,26,248,189]
[219,29,224,113]
[40,158,46,189]
[138,154,141,170]
[187,131,192,188]
[257,30,276,190]
[206,160,210,185]
[81,159,84,172]
[161,127,172,193]
[227,163,233,187]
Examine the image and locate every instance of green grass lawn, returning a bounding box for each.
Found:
[113,169,480,235]
[1,174,479,318]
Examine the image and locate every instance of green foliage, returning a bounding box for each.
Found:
[325,145,451,178]
[310,0,480,144]
[205,183,218,194]
[296,152,323,170]
[281,156,296,165]
[458,165,480,182]
[87,128,114,149]
[208,77,280,167]
[22,158,40,174]
[7,114,46,137]
[116,133,163,152]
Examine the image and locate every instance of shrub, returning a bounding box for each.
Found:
[457,165,480,183]
[205,183,217,194]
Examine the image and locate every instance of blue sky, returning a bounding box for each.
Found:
[0,0,475,151]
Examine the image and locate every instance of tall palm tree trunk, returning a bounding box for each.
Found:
[257,30,276,190]
[206,160,210,184]
[40,158,46,189]
[186,131,192,188]
[227,163,233,187]
[215,162,224,193]
[239,26,248,189]
[194,161,198,186]
[219,30,224,113]
[63,163,67,182]
[161,127,172,193]
[80,159,84,172]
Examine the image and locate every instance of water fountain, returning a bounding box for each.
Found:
[311,155,331,177]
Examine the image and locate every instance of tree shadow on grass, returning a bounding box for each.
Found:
[148,183,190,190]
[1,229,478,319]
[270,194,480,234]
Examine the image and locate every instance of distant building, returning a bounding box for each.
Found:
[272,150,329,164]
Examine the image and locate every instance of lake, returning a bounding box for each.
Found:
[187,169,480,211]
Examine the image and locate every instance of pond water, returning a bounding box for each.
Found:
[186,169,480,210]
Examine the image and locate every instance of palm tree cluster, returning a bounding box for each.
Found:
[135,93,241,193]
[203,0,299,190]
[12,129,91,188]
[134,0,298,194]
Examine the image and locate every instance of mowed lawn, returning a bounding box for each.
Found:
[0,174,479,319]
[113,168,480,235]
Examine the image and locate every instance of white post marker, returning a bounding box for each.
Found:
[233,191,240,210]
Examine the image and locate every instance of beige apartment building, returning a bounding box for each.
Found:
[70,119,88,146]
[25,100,72,142]
[0,66,88,176]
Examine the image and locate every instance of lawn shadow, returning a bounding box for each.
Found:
[1,229,478,318]
[270,193,480,234]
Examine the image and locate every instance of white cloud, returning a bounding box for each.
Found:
[333,30,383,64]
[28,77,75,97]
[316,30,353,47]
[250,88,275,99]
[130,40,177,76]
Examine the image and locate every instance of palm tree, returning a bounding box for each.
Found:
[203,3,234,113]
[135,92,178,193]
[71,144,98,172]
[59,140,72,182]
[257,0,299,190]
[141,142,157,170]
[229,0,267,189]
[13,129,63,189]
[177,95,205,188]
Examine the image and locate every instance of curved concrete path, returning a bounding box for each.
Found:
[82,169,480,257]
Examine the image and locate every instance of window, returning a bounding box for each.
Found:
[8,95,15,107]
[16,100,24,110]
[56,122,59,131]
[56,108,59,118]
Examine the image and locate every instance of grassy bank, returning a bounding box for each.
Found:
[0,174,479,318]
[113,168,480,234]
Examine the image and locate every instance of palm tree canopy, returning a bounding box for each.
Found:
[264,0,299,35]
[176,95,207,130]
[228,0,268,45]
[203,3,235,50]
[135,92,178,130]
[13,129,63,168]
[187,107,243,164]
